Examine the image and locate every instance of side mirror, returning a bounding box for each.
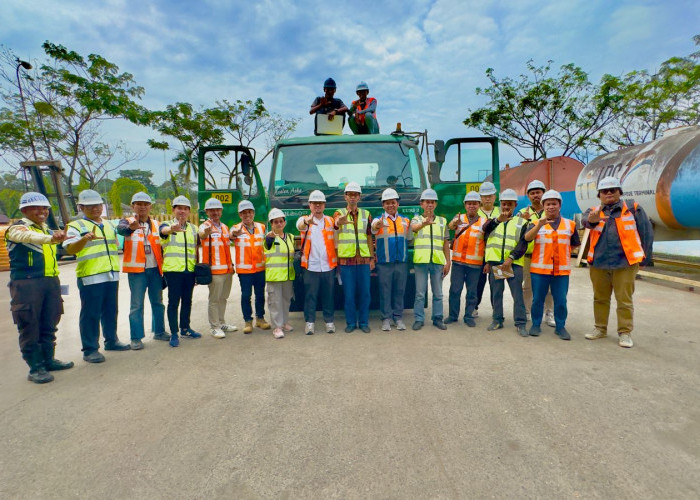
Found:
[428,161,441,184]
[434,140,445,163]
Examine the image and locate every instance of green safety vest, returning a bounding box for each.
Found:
[485,217,526,266]
[264,233,295,282]
[517,207,544,255]
[162,221,198,272]
[68,218,120,278]
[6,221,58,279]
[337,207,371,258]
[413,215,447,265]
[478,206,500,219]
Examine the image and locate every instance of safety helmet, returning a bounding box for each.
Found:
[204,198,223,210]
[381,188,399,201]
[77,189,103,206]
[131,191,152,204]
[420,189,438,201]
[541,189,562,202]
[478,181,497,196]
[19,192,51,209]
[463,191,481,203]
[171,195,191,208]
[268,208,285,221]
[323,77,336,89]
[238,200,255,212]
[597,176,622,191]
[526,179,546,193]
[308,190,326,203]
[344,181,362,193]
[499,189,519,202]
[356,81,369,92]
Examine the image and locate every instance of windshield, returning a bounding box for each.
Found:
[270,141,424,198]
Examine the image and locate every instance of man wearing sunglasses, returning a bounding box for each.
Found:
[582,176,653,348]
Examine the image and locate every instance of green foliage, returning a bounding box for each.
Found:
[119,168,155,191]
[0,188,22,217]
[108,177,146,217]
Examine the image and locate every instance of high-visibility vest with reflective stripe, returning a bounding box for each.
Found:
[530,218,576,276]
[351,97,377,127]
[301,215,337,270]
[265,233,295,282]
[413,215,447,265]
[478,206,500,219]
[199,221,233,274]
[375,214,410,264]
[485,217,525,266]
[336,208,370,258]
[162,221,198,273]
[452,215,486,265]
[587,202,645,266]
[232,222,266,274]
[68,218,120,278]
[5,221,58,280]
[517,207,544,256]
[122,218,163,274]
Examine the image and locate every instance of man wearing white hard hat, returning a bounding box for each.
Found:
[117,191,168,348]
[581,176,653,348]
[160,195,202,347]
[264,208,296,339]
[348,82,379,134]
[64,190,129,362]
[296,190,338,334]
[518,179,555,325]
[474,181,501,318]
[371,188,411,331]
[524,189,580,340]
[230,199,271,334]
[199,197,237,339]
[6,192,71,383]
[333,182,375,333]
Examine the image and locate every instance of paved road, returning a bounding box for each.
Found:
[1,263,698,498]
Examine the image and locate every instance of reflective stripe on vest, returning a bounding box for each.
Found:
[6,222,58,278]
[122,218,163,273]
[68,219,120,278]
[587,202,645,266]
[200,222,233,274]
[337,208,370,258]
[233,222,265,274]
[265,233,295,282]
[530,218,576,276]
[301,215,338,269]
[375,214,410,264]
[452,215,486,265]
[413,216,447,265]
[351,97,377,126]
[484,217,525,266]
[478,206,500,219]
[162,221,197,273]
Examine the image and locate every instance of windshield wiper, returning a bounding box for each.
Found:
[280,192,307,203]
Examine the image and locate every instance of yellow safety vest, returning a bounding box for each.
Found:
[264,233,295,282]
[68,218,120,278]
[337,208,371,258]
[413,215,447,265]
[162,221,198,272]
[517,207,543,255]
[485,217,526,266]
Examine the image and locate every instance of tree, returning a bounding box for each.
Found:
[464,61,622,161]
[119,168,155,192]
[108,177,146,217]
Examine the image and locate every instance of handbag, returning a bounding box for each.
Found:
[194,230,213,285]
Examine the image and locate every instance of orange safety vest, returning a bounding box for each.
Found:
[587,202,645,266]
[232,221,266,274]
[451,215,486,265]
[352,97,377,126]
[530,218,576,276]
[200,221,234,275]
[122,218,163,274]
[301,215,337,270]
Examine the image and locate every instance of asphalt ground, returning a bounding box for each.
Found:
[0,263,698,499]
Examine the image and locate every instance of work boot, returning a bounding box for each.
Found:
[433,319,447,330]
[487,321,504,331]
[42,344,74,371]
[180,328,202,339]
[83,351,106,363]
[529,325,541,337]
[345,325,356,333]
[555,327,571,341]
[412,321,423,331]
[169,332,179,348]
[585,329,607,340]
[243,321,254,334]
[545,311,556,327]
[517,326,529,337]
[464,317,476,327]
[153,332,170,341]
[396,319,407,331]
[305,322,315,335]
[444,317,458,324]
[360,325,371,333]
[104,340,131,351]
[256,318,271,330]
[26,350,54,384]
[130,340,144,350]
[381,319,392,331]
[619,334,634,348]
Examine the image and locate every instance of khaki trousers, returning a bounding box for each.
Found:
[208,273,233,329]
[523,255,553,314]
[589,264,639,334]
[267,281,294,329]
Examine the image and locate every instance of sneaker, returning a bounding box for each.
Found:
[283,324,294,332]
[464,317,476,327]
[256,318,271,330]
[619,334,634,348]
[529,325,541,337]
[545,311,556,327]
[325,322,336,334]
[487,321,504,331]
[211,329,226,339]
[169,333,179,348]
[444,317,458,324]
[104,341,131,351]
[433,319,447,330]
[555,327,571,341]
[345,325,356,333]
[412,321,423,331]
[517,326,529,337]
[130,340,144,350]
[153,333,170,341]
[243,321,253,334]
[360,326,371,333]
[585,329,607,340]
[381,319,392,331]
[305,322,315,335]
[220,324,238,332]
[180,328,202,339]
[396,319,407,331]
[273,328,285,339]
[83,351,106,363]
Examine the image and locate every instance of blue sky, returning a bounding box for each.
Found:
[2,0,700,182]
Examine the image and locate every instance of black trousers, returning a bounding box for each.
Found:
[78,280,119,354]
[303,270,335,323]
[164,271,196,333]
[9,277,63,359]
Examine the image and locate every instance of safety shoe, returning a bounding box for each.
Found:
[169,333,179,348]
[619,334,634,348]
[130,340,144,350]
[83,351,106,363]
[221,324,238,332]
[153,333,170,341]
[105,341,131,351]
[211,329,226,339]
[585,329,607,340]
[444,317,458,324]
[345,325,356,333]
[28,368,54,384]
[243,321,253,334]
[305,322,315,335]
[464,317,476,327]
[517,326,529,337]
[545,311,556,327]
[487,321,504,331]
[46,358,74,371]
[556,327,571,341]
[433,319,447,330]
[360,326,371,333]
[273,328,285,339]
[326,322,336,334]
[180,328,202,339]
[396,319,407,331]
[529,325,542,337]
[381,319,392,331]
[283,324,294,332]
[412,321,423,331]
[256,318,271,330]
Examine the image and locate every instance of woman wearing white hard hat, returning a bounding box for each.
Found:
[264,208,295,339]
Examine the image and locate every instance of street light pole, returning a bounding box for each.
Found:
[15,58,38,160]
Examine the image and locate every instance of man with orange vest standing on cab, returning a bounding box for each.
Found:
[582,176,653,348]
[348,82,379,135]
[524,190,580,340]
[231,200,271,334]
[117,191,168,349]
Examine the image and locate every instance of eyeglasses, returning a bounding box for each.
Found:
[599,188,618,194]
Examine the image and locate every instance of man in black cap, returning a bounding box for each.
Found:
[310,77,348,124]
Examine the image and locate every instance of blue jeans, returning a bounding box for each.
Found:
[414,263,444,322]
[530,273,569,329]
[340,264,370,328]
[77,280,119,353]
[128,267,166,340]
[448,262,481,321]
[239,271,266,321]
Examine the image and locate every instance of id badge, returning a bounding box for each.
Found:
[145,245,152,255]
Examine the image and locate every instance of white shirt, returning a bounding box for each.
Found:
[296,215,332,273]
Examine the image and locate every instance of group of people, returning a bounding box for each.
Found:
[310,77,379,135]
[6,174,653,385]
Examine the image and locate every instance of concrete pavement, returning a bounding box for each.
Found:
[0,263,698,498]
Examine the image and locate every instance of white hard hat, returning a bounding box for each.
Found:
[526,179,546,193]
[420,189,438,201]
[478,181,497,196]
[463,191,481,203]
[344,181,362,193]
[131,191,152,204]
[597,176,622,191]
[381,188,399,201]
[238,200,255,212]
[356,81,369,92]
[500,189,519,202]
[268,208,285,221]
[541,189,562,202]
[204,198,223,210]
[77,189,103,205]
[308,190,326,203]
[172,195,191,208]
[19,192,51,209]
